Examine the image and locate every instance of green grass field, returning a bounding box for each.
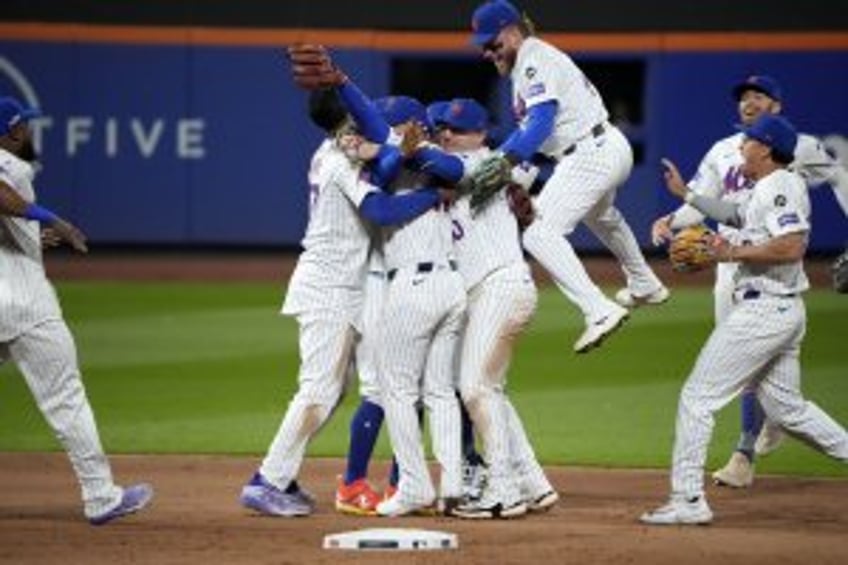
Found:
[1,281,846,478]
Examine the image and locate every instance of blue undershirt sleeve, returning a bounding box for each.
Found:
[338,82,391,143]
[411,147,464,183]
[498,100,558,162]
[359,188,439,226]
[370,145,404,187]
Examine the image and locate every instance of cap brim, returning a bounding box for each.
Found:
[731,83,775,102]
[20,107,41,120]
[470,31,497,46]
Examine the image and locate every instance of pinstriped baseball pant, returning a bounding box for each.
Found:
[2,318,122,518]
[378,266,466,504]
[459,263,549,502]
[260,309,356,489]
[671,296,848,499]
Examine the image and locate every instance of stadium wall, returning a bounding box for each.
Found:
[1,23,846,250]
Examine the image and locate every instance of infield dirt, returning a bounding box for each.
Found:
[0,453,845,565]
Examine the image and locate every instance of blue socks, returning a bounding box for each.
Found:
[343,399,385,485]
[737,390,765,460]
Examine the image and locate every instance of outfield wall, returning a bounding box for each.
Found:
[1,26,846,250]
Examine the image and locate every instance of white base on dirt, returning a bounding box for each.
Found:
[323,528,458,551]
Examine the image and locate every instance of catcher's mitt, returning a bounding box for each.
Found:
[506,183,535,229]
[461,153,513,210]
[668,224,716,272]
[287,44,347,90]
[832,248,848,293]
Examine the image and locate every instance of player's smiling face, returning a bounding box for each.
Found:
[738,90,781,126]
[481,27,519,76]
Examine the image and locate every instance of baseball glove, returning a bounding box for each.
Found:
[399,121,428,158]
[463,153,513,210]
[668,224,717,272]
[287,43,347,89]
[506,183,535,229]
[832,248,848,293]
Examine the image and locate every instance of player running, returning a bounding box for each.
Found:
[652,75,848,488]
[641,114,848,525]
[0,95,153,525]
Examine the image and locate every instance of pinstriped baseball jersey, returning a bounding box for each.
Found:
[380,168,454,272]
[282,139,377,321]
[0,147,62,341]
[511,37,608,157]
[734,168,810,296]
[450,147,524,290]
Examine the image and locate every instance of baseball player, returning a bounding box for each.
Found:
[358,95,467,517]
[0,96,153,525]
[468,1,668,354]
[239,89,449,517]
[641,114,848,525]
[652,75,848,488]
[429,98,557,519]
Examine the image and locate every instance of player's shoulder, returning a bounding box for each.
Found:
[758,168,806,201]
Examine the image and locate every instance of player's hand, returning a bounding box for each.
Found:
[650,214,674,246]
[40,227,63,249]
[337,133,380,163]
[51,218,88,253]
[436,187,456,210]
[661,158,688,200]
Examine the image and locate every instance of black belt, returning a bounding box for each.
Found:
[561,123,606,158]
[740,289,797,301]
[387,260,457,281]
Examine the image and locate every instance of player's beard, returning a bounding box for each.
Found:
[18,137,38,163]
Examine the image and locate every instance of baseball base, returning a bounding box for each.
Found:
[322,528,458,551]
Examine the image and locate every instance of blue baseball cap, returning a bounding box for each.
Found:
[0,96,40,136]
[374,95,432,130]
[470,0,521,46]
[738,114,797,159]
[441,98,489,132]
[732,75,783,102]
[426,101,450,126]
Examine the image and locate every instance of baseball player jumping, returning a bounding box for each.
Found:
[0,95,153,525]
[652,75,848,488]
[641,114,848,525]
[466,0,668,354]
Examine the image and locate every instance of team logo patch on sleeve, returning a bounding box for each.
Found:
[525,66,537,79]
[774,194,787,207]
[777,212,800,227]
[527,83,546,97]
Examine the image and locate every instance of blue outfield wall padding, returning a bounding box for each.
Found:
[0,42,845,250]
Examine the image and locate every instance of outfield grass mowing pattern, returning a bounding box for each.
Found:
[1,282,845,478]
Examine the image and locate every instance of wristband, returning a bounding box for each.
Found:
[23,203,59,224]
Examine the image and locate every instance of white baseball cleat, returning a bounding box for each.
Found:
[640,495,713,526]
[526,489,559,513]
[574,304,629,354]
[755,421,786,457]
[712,451,754,488]
[614,285,670,309]
[375,493,435,518]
